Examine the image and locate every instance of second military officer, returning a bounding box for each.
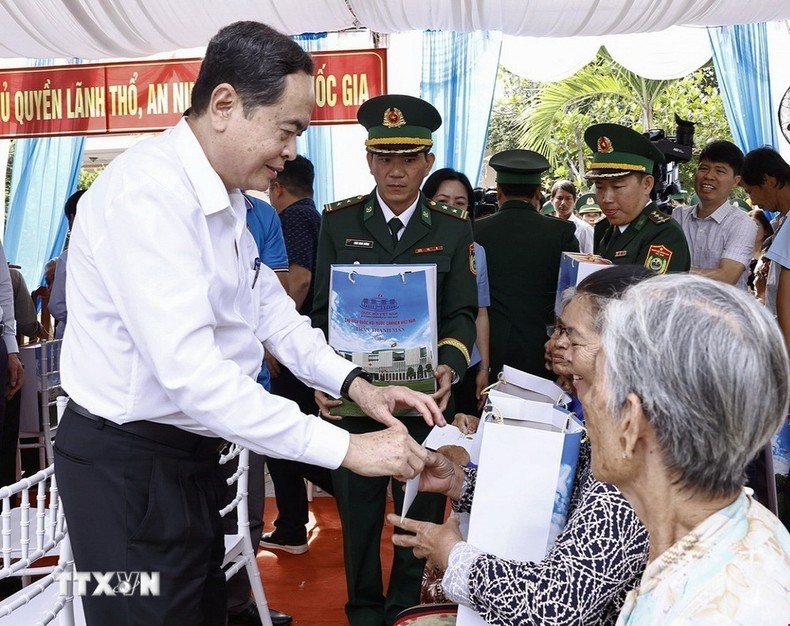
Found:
[586,123,690,273]
[311,94,477,626]
[474,149,579,380]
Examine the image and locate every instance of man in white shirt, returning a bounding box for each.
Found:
[54,22,443,626]
[672,140,757,289]
[550,180,594,253]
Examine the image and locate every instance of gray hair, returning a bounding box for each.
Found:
[600,274,790,497]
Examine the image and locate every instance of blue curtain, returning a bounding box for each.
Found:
[4,59,85,289]
[293,33,335,211]
[708,23,778,153]
[421,31,502,185]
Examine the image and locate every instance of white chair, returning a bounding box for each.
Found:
[219,445,273,626]
[18,340,65,475]
[0,464,77,625]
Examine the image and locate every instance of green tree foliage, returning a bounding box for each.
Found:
[487,51,733,195]
[78,167,103,189]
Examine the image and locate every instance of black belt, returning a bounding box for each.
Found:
[66,399,228,456]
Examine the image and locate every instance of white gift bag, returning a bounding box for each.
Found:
[458,366,584,626]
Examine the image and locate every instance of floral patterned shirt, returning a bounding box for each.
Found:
[617,490,790,625]
[442,442,649,625]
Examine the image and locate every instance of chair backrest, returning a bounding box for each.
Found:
[218,444,249,533]
[19,340,64,434]
[0,464,65,578]
[0,464,75,625]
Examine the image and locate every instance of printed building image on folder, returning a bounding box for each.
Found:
[329,264,438,416]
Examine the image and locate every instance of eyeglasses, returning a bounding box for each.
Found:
[546,323,569,337]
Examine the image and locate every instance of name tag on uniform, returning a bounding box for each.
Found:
[414,245,444,254]
[345,239,374,248]
[614,250,628,258]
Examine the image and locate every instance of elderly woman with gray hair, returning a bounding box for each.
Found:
[581,274,790,624]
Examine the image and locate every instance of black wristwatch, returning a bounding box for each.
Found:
[340,367,372,400]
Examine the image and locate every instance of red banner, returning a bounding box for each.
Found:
[309,49,387,125]
[0,59,201,139]
[0,49,386,138]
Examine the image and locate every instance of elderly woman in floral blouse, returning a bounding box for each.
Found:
[390,265,654,625]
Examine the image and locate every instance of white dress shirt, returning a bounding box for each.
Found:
[377,190,418,239]
[568,213,594,254]
[61,118,354,467]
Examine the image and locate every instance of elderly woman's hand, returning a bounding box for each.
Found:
[388,512,463,570]
[419,450,466,500]
[314,389,344,420]
[452,412,480,434]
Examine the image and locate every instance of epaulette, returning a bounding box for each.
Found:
[427,199,468,221]
[648,208,671,225]
[323,195,368,213]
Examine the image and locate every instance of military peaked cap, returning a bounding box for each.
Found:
[358,94,441,155]
[584,123,664,179]
[489,149,550,185]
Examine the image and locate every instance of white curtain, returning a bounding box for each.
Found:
[0,1,788,59]
[500,26,713,83]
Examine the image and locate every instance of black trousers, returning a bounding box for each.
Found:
[332,416,446,626]
[54,409,227,626]
[268,365,334,543]
[266,456,334,543]
[0,340,9,486]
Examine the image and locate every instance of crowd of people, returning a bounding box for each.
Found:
[0,18,787,626]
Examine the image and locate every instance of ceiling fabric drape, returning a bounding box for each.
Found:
[0,1,788,59]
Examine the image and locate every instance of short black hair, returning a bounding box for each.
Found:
[698,140,744,176]
[190,21,314,118]
[550,180,577,199]
[277,155,314,197]
[422,168,475,209]
[497,182,541,200]
[742,147,790,188]
[64,189,86,220]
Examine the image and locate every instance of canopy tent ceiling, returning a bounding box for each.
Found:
[1,0,790,59]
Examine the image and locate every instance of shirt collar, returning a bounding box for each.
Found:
[172,117,233,217]
[693,200,733,223]
[376,189,419,228]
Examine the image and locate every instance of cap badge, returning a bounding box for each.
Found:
[587,197,596,205]
[383,107,406,128]
[597,136,614,153]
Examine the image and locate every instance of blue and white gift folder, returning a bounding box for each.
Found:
[457,366,585,626]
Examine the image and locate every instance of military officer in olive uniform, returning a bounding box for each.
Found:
[311,95,477,626]
[586,123,690,273]
[474,150,579,381]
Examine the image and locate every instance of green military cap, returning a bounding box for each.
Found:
[575,192,601,214]
[489,149,550,185]
[731,198,750,211]
[670,192,688,203]
[357,94,441,155]
[690,193,700,205]
[541,200,556,215]
[584,123,664,179]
